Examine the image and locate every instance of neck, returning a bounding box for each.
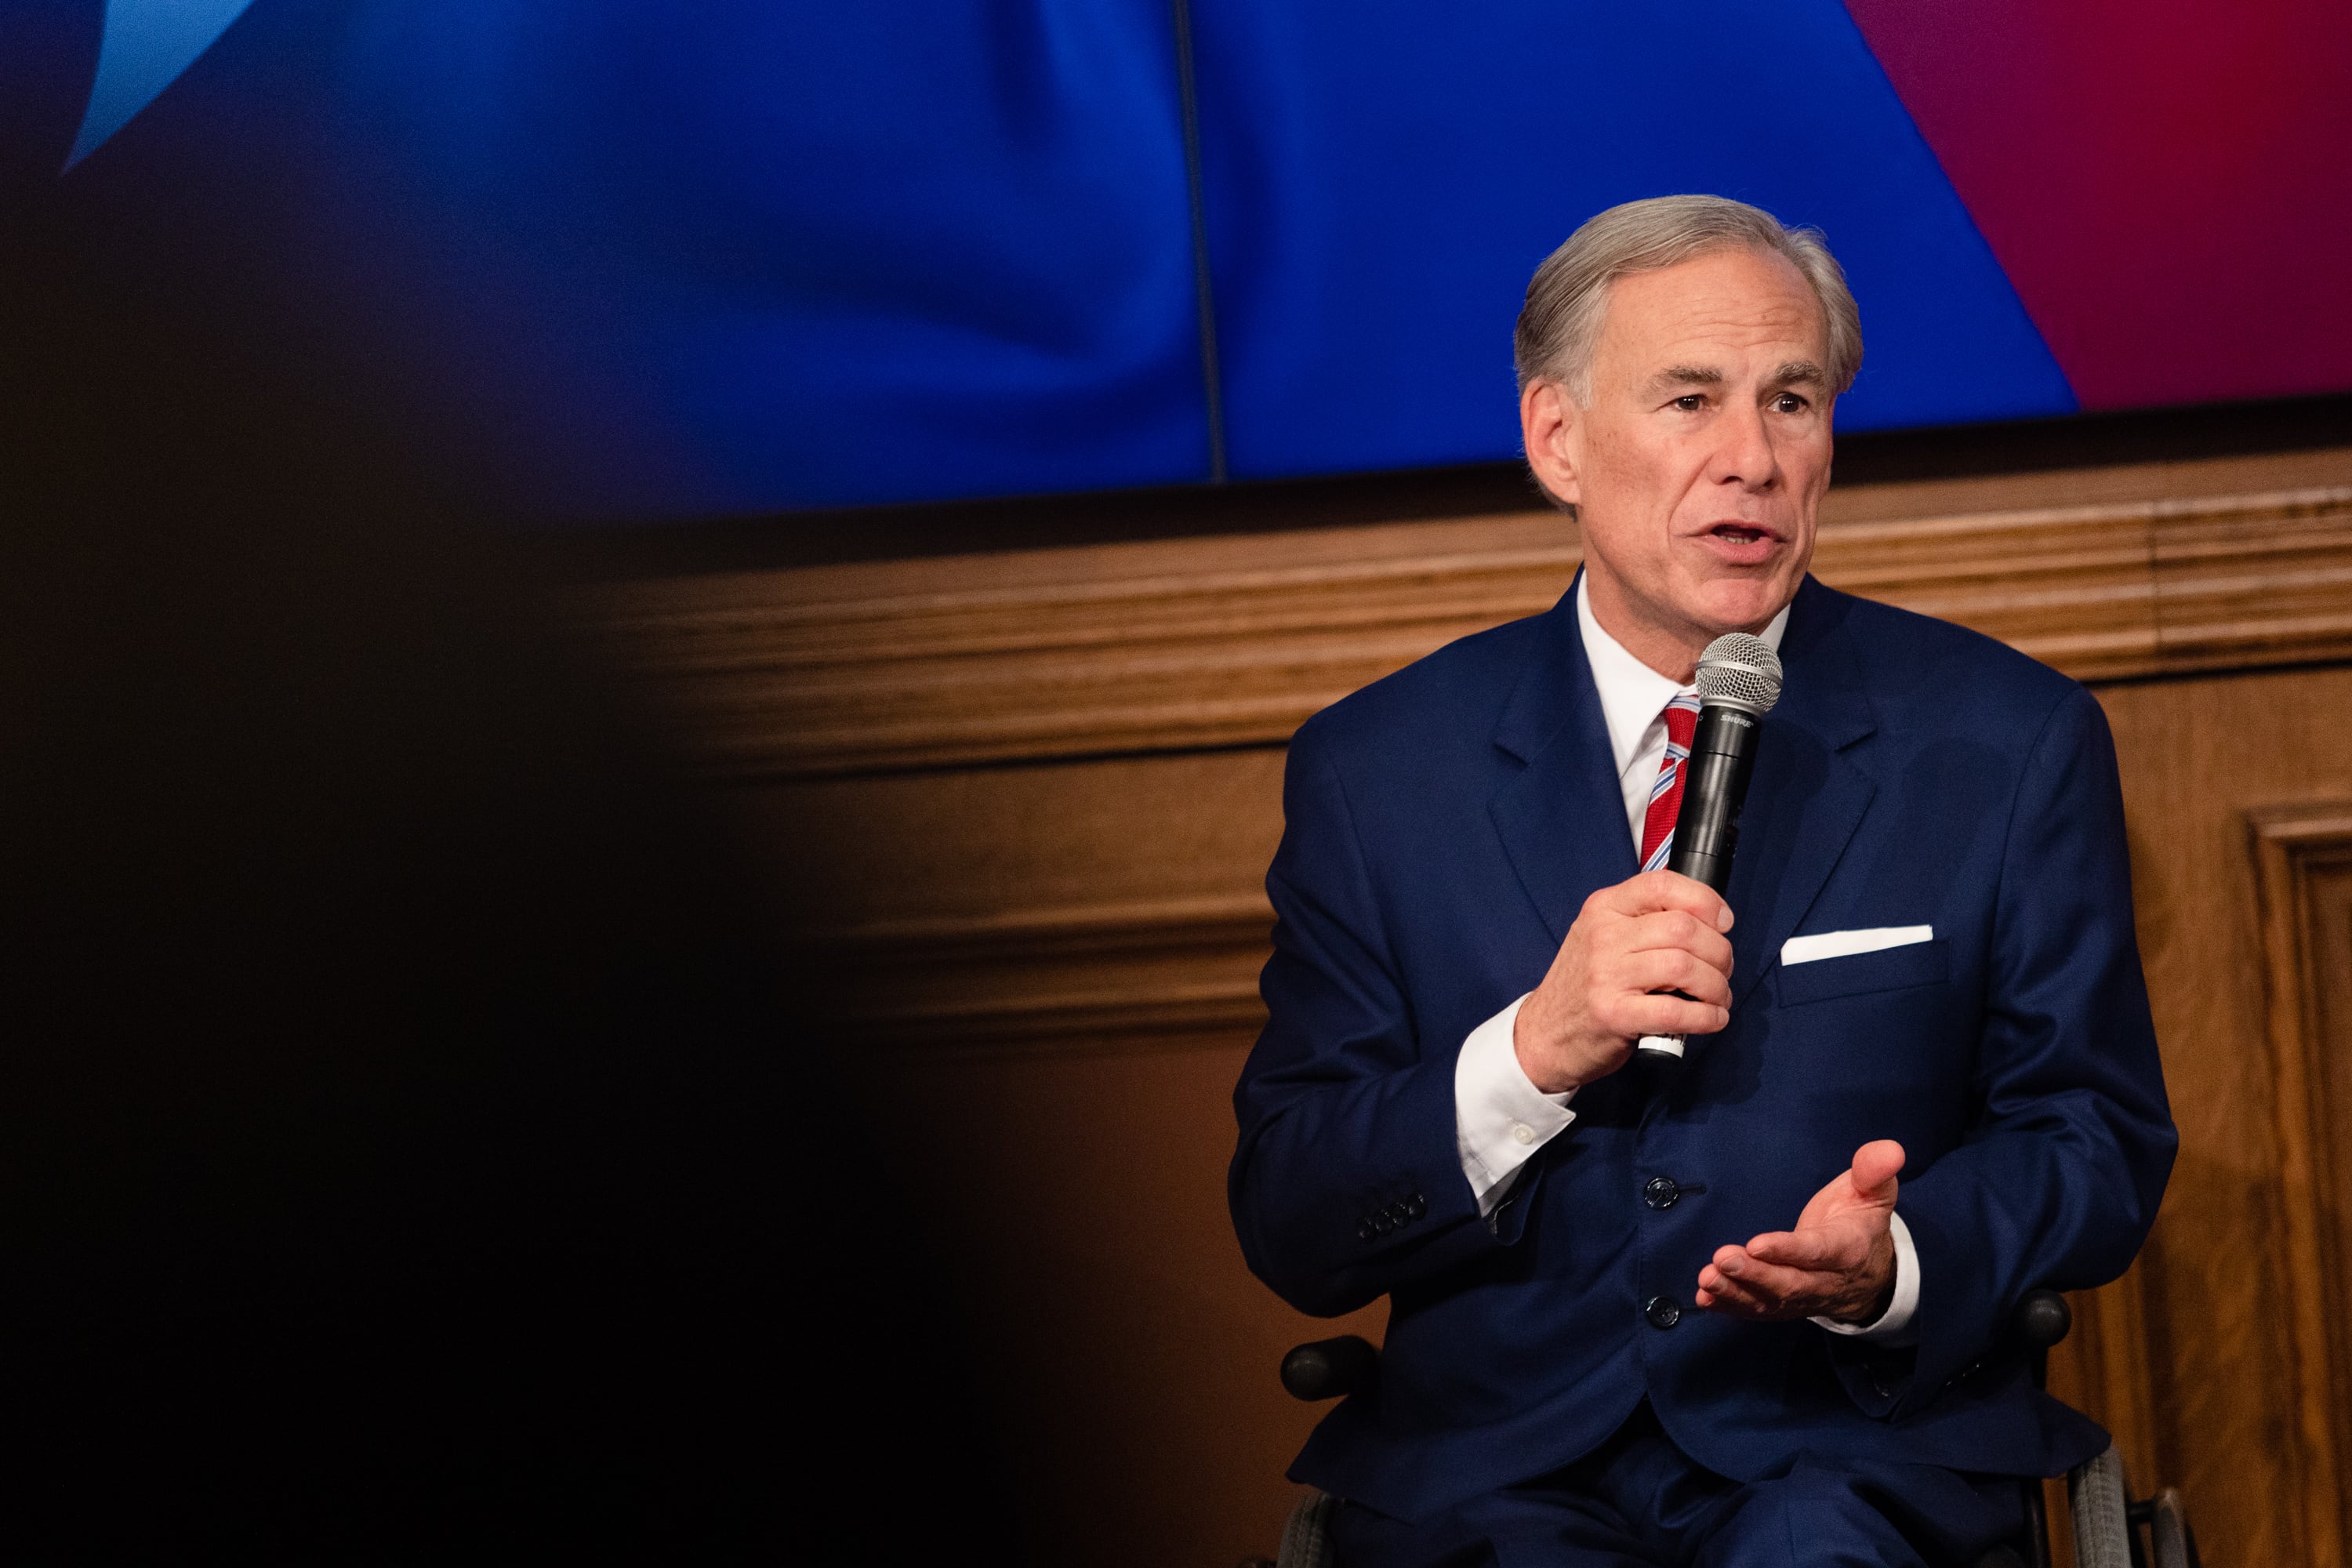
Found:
[1585,578,1706,684]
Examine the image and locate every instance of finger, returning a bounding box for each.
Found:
[1614,947,1733,1007]
[1589,870,1733,931]
[1712,1252,1835,1312]
[1620,909,1736,974]
[1744,1227,1862,1273]
[1849,1139,1905,1200]
[1697,1275,1766,1315]
[1700,1253,1760,1294]
[1695,1258,1742,1302]
[1717,1240,1829,1296]
[1697,1265,1790,1318]
[1603,990,1729,1039]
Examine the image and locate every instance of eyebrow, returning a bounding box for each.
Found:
[1646,360,1829,395]
[1647,365,1723,392]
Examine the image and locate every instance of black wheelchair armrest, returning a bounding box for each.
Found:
[2011,1288,2071,1403]
[1280,1335,1379,1402]
[2013,1289,2071,1352]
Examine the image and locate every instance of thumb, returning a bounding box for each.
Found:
[1849,1139,1904,1203]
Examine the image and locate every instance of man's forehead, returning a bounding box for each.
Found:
[1603,253,1828,374]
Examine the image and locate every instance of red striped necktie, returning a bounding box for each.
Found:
[1638,693,1702,873]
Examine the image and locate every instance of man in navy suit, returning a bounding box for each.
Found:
[1229,197,2176,1566]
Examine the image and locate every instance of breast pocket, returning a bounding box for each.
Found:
[1776,938,1950,1007]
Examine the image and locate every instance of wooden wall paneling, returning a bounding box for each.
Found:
[603,515,1579,777]
[717,747,1330,1562]
[593,451,2352,779]
[2160,493,2352,673]
[2249,804,2352,1566]
[811,892,1272,1047]
[728,748,1286,1047]
[853,1029,1385,1568]
[2100,670,2352,1568]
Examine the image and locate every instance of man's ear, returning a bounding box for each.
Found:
[1519,379,1581,513]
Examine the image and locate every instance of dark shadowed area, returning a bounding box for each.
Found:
[0,179,1014,1559]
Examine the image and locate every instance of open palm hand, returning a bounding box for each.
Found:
[1695,1139,1903,1323]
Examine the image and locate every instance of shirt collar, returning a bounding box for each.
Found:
[1575,572,1791,781]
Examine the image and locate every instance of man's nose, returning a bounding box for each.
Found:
[1709,401,1779,490]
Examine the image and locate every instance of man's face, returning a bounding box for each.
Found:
[1522,246,1833,663]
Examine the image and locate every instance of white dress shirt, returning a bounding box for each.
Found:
[1451,577,1918,1341]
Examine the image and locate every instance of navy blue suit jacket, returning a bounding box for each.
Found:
[1230,575,2176,1523]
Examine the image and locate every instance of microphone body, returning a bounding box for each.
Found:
[1635,633,1783,1061]
[1661,702,1763,896]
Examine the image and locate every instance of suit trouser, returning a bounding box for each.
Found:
[1330,1402,2024,1568]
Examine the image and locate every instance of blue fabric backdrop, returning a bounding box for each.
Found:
[1187,0,2074,480]
[9,2,2091,518]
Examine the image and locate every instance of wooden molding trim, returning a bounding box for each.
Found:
[2247,801,2352,1568]
[801,895,1272,1050]
[595,476,2352,779]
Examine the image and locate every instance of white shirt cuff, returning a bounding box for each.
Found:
[1812,1209,1919,1344]
[1454,994,1576,1218]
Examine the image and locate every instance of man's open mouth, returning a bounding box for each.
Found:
[1708,523,1776,545]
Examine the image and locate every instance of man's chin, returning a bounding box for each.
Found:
[1686,575,1798,638]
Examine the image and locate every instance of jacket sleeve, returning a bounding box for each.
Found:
[1835,684,2177,1417]
[1228,724,1526,1319]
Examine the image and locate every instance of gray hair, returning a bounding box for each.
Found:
[1513,195,1863,403]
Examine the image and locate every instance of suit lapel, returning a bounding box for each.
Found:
[1488,575,1640,944]
[1722,577,1881,1011]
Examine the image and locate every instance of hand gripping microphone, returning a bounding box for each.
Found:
[1635,631,1785,1061]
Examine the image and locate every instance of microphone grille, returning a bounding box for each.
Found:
[1695,633,1784,713]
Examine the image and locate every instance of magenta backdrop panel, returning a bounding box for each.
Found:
[1843,0,2352,411]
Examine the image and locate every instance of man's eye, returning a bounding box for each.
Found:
[1772,393,1809,413]
[1672,394,1706,412]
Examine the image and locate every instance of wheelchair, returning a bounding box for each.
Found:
[1262,1293,2198,1568]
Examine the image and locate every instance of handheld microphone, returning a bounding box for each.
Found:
[1635,631,1784,1061]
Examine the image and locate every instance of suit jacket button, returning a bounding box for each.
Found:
[1405,1193,1427,1221]
[1372,1212,1395,1234]
[1645,1296,1681,1330]
[1642,1176,1681,1210]
[1386,1200,1412,1225]
[1357,1221,1375,1243]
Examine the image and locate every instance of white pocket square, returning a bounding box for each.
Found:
[1780,926,1934,966]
